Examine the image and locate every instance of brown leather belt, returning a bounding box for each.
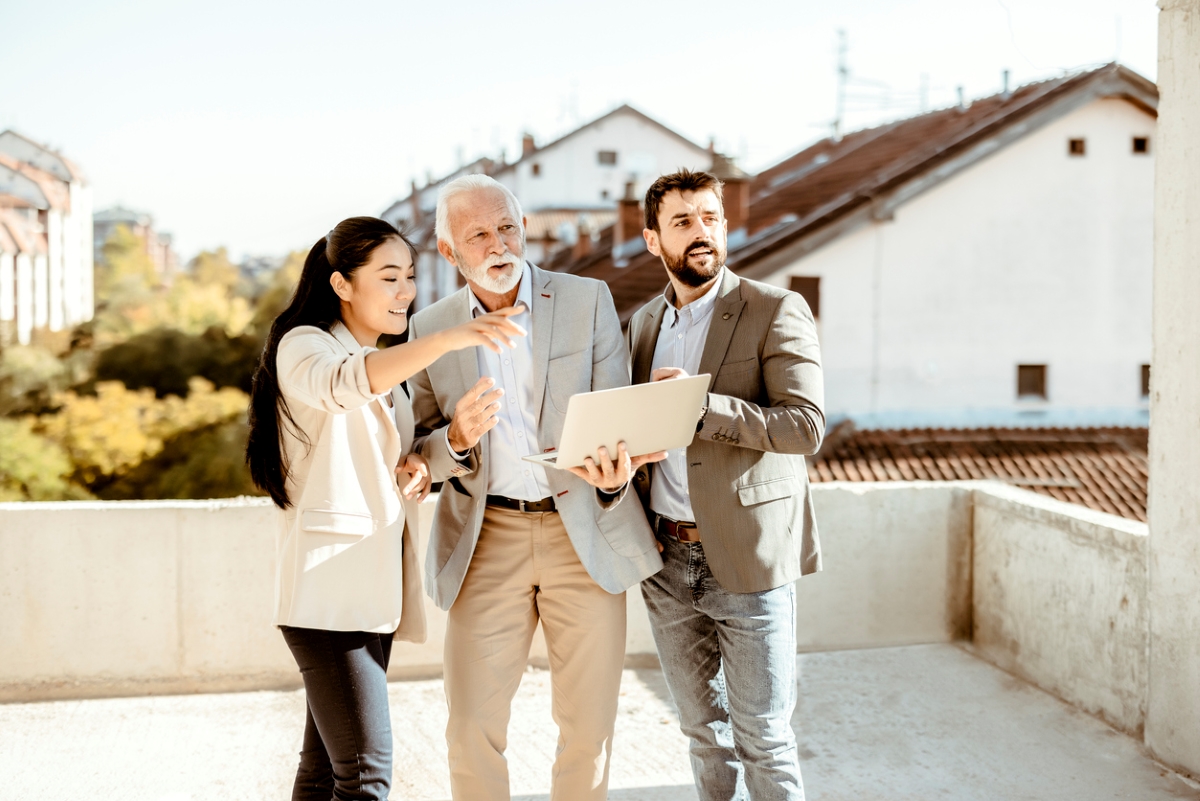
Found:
[487,494,557,513]
[655,514,701,543]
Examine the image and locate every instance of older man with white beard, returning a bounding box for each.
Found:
[406,174,665,801]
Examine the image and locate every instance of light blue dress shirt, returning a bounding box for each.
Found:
[452,262,553,501]
[648,268,724,523]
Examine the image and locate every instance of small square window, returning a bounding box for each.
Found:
[600,189,609,200]
[788,276,821,320]
[1133,137,1150,154]
[531,163,541,177]
[1141,364,1151,397]
[1017,365,1047,399]
[597,150,618,166]
[1068,138,1086,156]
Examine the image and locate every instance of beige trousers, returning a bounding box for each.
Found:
[444,506,626,801]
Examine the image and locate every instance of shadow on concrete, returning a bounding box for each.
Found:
[508,788,698,801]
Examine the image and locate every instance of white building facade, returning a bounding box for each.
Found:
[0,131,93,346]
[381,105,712,311]
[759,97,1154,428]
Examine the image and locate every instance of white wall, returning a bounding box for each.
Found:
[499,108,711,212]
[971,484,1149,736]
[0,484,975,701]
[1146,0,1200,775]
[764,98,1155,428]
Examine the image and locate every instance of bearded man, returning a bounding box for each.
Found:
[406,174,664,801]
[627,169,825,801]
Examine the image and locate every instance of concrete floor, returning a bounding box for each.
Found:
[1,644,1195,801]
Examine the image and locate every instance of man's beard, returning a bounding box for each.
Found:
[662,239,725,288]
[456,240,526,294]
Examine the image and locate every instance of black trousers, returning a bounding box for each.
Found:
[280,626,395,801]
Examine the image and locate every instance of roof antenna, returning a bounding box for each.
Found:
[833,29,848,142]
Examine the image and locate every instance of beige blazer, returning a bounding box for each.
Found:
[272,322,426,642]
[628,269,826,594]
[408,264,661,611]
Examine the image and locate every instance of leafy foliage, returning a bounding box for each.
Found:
[33,378,249,489]
[95,326,263,397]
[0,418,92,501]
[99,417,261,500]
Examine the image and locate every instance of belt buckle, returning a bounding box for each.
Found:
[518,499,530,513]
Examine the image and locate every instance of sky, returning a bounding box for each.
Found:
[0,0,1159,261]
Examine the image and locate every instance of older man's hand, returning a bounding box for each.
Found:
[567,441,667,491]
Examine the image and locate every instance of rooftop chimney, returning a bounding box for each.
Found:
[1001,69,1012,100]
[521,133,537,158]
[409,179,423,227]
[956,86,969,112]
[572,216,595,261]
[711,153,751,244]
[613,181,644,266]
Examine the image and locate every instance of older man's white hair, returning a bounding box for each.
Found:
[434,173,525,245]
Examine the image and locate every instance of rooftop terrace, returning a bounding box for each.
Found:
[4,644,1197,800]
[0,481,1189,798]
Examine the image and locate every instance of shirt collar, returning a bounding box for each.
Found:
[663,267,724,327]
[467,260,532,318]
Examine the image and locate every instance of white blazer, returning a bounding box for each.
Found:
[272,322,426,642]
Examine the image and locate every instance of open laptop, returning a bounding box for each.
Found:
[522,374,711,470]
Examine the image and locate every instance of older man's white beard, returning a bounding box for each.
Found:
[457,248,525,295]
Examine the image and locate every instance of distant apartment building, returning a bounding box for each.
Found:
[93,205,180,281]
[380,104,715,311]
[0,130,94,346]
[549,64,1156,430]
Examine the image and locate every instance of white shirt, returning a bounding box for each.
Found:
[453,262,553,501]
[648,269,724,523]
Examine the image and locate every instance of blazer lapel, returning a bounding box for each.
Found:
[529,266,555,419]
[697,270,746,391]
[447,289,481,395]
[632,296,668,385]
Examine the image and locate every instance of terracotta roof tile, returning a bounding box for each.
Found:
[546,64,1157,324]
[809,426,1149,522]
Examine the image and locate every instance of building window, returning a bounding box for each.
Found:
[1141,364,1151,397]
[1133,137,1150,154]
[600,189,609,200]
[788,276,820,319]
[1017,365,1047,399]
[597,150,618,166]
[1068,138,1086,156]
[531,163,541,177]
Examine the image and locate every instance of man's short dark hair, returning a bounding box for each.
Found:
[643,169,725,232]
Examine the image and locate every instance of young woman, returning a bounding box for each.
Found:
[246,216,523,800]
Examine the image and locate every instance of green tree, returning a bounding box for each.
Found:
[247,249,305,336]
[100,417,261,500]
[95,326,262,397]
[33,378,249,490]
[97,224,158,294]
[0,418,92,501]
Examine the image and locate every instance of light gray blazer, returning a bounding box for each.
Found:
[628,269,826,594]
[408,264,662,611]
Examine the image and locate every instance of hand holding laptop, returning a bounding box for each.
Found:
[565,441,667,491]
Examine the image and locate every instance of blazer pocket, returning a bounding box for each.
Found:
[737,476,801,507]
[300,509,375,538]
[717,357,759,376]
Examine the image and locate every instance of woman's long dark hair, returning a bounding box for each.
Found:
[246,216,412,508]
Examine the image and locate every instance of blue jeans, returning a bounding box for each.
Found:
[642,537,804,801]
[281,626,394,801]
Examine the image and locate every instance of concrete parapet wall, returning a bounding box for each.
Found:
[970,484,1149,736]
[801,482,973,650]
[0,483,977,701]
